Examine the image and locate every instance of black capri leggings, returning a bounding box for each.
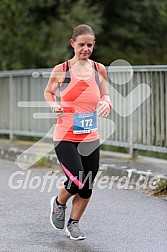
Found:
[54,140,99,199]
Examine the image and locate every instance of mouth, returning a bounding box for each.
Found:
[81,53,89,56]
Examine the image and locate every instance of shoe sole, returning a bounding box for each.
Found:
[65,228,85,240]
[50,196,64,231]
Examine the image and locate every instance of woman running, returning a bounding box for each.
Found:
[44,24,112,240]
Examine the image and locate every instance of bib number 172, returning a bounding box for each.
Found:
[73,111,97,134]
[80,119,93,128]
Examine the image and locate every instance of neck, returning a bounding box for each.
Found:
[70,56,91,66]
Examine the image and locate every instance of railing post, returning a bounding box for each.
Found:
[128,77,134,157]
[129,113,133,157]
[9,75,14,141]
[128,73,140,158]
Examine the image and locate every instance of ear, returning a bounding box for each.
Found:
[70,39,75,48]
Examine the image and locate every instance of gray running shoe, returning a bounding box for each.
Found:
[66,221,85,240]
[50,196,66,230]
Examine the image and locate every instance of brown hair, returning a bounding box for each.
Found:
[71,24,95,41]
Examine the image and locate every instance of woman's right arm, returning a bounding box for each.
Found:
[44,64,64,116]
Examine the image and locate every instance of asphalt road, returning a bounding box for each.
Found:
[0,159,167,252]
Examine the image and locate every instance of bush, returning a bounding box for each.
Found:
[152,180,167,196]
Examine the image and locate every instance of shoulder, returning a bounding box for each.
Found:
[52,62,66,73]
[50,62,67,81]
[94,61,107,80]
[94,61,106,73]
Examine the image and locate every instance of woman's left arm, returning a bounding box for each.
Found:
[97,64,112,117]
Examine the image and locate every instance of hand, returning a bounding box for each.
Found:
[97,101,111,117]
[54,105,64,118]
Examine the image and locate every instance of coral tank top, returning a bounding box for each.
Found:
[53,60,101,142]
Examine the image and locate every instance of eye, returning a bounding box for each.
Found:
[87,44,93,47]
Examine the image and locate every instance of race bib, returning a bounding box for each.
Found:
[73,112,97,134]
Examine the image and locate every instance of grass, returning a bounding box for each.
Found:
[151,180,167,196]
[138,150,167,160]
[100,144,129,153]
[33,156,52,168]
[100,144,167,160]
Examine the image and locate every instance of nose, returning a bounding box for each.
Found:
[83,45,88,51]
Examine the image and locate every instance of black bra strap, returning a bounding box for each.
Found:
[94,62,100,88]
[59,61,71,92]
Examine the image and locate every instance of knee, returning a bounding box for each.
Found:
[78,187,92,199]
[64,180,79,195]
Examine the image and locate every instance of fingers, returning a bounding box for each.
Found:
[97,101,110,117]
[100,109,110,117]
[55,106,63,113]
[54,106,75,118]
[56,112,64,118]
[55,106,64,118]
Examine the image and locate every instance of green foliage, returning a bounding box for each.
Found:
[94,0,167,65]
[100,144,129,153]
[0,0,102,70]
[157,180,167,190]
[34,155,52,168]
[153,180,167,196]
[0,0,167,70]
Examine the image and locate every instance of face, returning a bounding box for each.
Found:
[70,34,95,60]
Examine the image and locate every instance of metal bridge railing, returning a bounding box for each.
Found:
[0,65,167,156]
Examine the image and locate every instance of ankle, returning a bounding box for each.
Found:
[56,197,66,207]
[68,218,79,224]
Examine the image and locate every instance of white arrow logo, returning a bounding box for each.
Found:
[110,83,151,117]
[16,59,151,169]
